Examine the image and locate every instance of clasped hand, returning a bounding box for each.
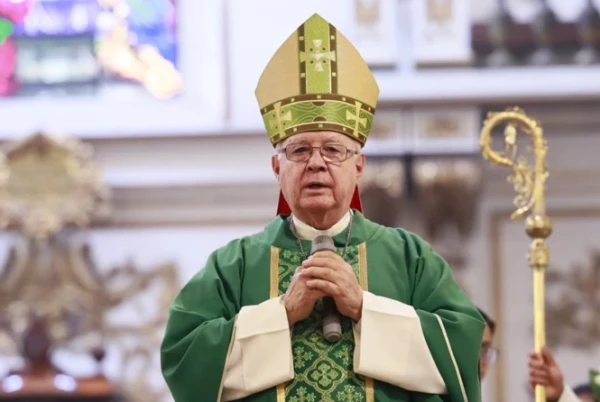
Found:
[283,251,363,326]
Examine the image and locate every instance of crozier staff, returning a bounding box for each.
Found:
[160,13,485,402]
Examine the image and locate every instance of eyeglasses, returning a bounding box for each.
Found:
[279,143,359,164]
[480,345,499,364]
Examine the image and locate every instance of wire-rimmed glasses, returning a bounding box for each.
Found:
[279,143,359,164]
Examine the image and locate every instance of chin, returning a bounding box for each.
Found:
[298,197,336,212]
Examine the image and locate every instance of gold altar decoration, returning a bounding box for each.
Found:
[0,133,179,402]
[0,133,111,240]
[480,107,552,402]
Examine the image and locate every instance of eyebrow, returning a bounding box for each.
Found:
[287,138,348,146]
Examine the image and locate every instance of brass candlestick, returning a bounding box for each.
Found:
[480,107,552,402]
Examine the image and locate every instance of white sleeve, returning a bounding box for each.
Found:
[220,296,294,401]
[353,291,446,394]
[557,385,583,402]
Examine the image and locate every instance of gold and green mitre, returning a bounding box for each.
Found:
[255,13,380,147]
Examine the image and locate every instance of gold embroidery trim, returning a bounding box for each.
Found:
[358,242,374,402]
[358,242,368,291]
[270,246,280,298]
[270,246,286,402]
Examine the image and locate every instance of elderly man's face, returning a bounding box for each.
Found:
[272,131,365,216]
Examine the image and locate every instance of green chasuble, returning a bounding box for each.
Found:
[160,211,485,402]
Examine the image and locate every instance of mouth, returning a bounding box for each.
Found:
[305,183,329,190]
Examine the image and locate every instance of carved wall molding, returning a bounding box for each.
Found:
[55,100,600,142]
[98,161,600,229]
[104,183,278,228]
[0,102,587,229]
[481,102,600,133]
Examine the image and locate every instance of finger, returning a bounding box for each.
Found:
[529,368,549,379]
[528,358,545,369]
[541,346,557,366]
[303,267,339,282]
[529,353,544,364]
[302,252,345,268]
[528,364,548,373]
[302,256,340,269]
[297,266,326,280]
[529,367,550,378]
[306,279,341,297]
[529,374,550,386]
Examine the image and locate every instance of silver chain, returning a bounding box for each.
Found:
[289,212,355,260]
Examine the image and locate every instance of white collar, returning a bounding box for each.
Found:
[291,210,352,240]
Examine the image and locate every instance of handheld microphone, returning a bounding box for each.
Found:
[310,235,342,343]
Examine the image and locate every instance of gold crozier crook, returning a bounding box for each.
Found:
[479,107,552,402]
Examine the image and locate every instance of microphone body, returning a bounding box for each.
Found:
[310,235,342,343]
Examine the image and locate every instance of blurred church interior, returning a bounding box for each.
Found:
[0,0,598,401]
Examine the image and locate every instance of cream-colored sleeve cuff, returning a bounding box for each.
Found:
[221,296,294,401]
[353,291,446,394]
[557,385,582,402]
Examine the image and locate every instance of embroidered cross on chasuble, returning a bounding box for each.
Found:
[275,245,371,402]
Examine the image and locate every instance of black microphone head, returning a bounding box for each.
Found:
[310,235,336,255]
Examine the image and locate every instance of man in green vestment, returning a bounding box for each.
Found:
[160,13,485,402]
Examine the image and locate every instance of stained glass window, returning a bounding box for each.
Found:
[0,0,181,100]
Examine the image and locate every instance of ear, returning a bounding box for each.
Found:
[271,154,280,181]
[355,152,365,180]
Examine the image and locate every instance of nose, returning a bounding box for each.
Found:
[306,148,326,172]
